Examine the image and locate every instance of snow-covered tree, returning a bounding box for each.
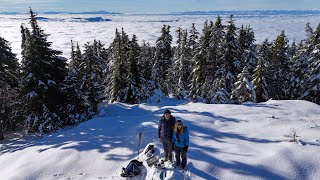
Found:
[269,31,290,100]
[209,16,225,80]
[299,23,320,104]
[19,8,67,133]
[231,66,256,104]
[139,41,156,101]
[188,23,199,56]
[126,34,142,104]
[0,35,20,140]
[253,39,271,102]
[175,30,192,99]
[108,29,129,102]
[201,16,227,103]
[301,44,320,104]
[238,25,257,74]
[189,21,211,101]
[81,41,105,112]
[61,41,88,125]
[207,77,230,104]
[152,25,173,94]
[222,15,241,94]
[289,42,308,100]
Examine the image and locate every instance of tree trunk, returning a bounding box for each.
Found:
[0,120,4,141]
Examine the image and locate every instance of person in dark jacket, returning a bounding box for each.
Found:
[172,120,189,169]
[158,109,176,162]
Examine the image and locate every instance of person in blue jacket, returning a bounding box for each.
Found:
[172,120,189,169]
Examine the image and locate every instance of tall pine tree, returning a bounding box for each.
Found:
[253,39,271,102]
[269,31,290,100]
[0,35,20,140]
[222,15,240,95]
[152,25,173,95]
[19,8,67,133]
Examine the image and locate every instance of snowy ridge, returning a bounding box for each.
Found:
[0,100,320,179]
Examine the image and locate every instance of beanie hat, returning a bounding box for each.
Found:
[163,109,171,114]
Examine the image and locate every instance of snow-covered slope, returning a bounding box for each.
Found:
[0,100,320,180]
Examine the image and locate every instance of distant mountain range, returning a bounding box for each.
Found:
[171,10,320,15]
[1,10,320,15]
[0,10,122,15]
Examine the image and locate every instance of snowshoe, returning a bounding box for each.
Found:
[146,156,158,167]
[120,159,143,177]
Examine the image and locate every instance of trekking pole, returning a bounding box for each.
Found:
[137,131,142,159]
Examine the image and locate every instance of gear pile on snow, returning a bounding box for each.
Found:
[120,159,143,177]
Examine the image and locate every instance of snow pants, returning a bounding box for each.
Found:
[174,146,187,168]
[161,137,173,161]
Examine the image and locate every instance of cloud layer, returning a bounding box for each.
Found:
[0,13,319,60]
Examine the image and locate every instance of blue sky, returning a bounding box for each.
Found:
[0,0,319,14]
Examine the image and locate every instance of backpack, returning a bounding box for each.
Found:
[120,159,143,177]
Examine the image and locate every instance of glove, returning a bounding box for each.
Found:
[184,146,188,152]
[172,143,175,151]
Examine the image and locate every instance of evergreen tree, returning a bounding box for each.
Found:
[269,31,290,100]
[210,16,225,79]
[189,21,211,101]
[110,29,129,102]
[253,39,271,102]
[231,66,256,104]
[175,30,192,99]
[238,25,257,74]
[306,23,320,54]
[222,15,241,94]
[0,35,20,140]
[19,8,67,133]
[81,41,105,112]
[140,41,154,81]
[301,44,320,104]
[152,25,173,94]
[126,34,142,104]
[208,78,230,104]
[188,23,199,56]
[166,27,183,96]
[200,16,227,103]
[61,41,88,125]
[289,42,308,100]
[139,41,156,101]
[300,23,320,104]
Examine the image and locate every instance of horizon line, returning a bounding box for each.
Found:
[1,9,320,15]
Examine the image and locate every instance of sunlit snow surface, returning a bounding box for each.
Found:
[0,11,320,60]
[0,99,320,179]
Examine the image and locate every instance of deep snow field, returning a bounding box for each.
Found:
[0,99,320,180]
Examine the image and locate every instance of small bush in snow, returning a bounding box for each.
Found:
[284,128,301,143]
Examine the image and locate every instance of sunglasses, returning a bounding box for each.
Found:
[177,123,182,125]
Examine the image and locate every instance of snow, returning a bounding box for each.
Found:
[26,91,38,98]
[1,99,320,180]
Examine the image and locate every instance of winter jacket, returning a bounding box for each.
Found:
[172,127,189,148]
[158,115,176,140]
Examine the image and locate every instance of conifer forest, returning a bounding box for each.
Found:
[0,9,319,138]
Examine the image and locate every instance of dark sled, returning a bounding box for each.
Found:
[120,159,143,177]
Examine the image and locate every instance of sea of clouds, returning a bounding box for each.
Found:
[0,12,320,60]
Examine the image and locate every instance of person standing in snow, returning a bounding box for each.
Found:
[172,120,189,169]
[158,109,176,162]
